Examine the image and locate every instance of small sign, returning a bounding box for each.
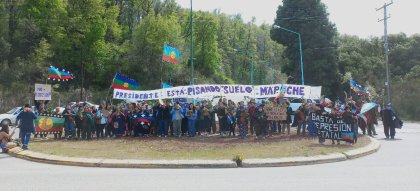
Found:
[267,105,287,121]
[35,84,52,100]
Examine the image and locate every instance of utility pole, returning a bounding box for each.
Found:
[377,0,393,106]
[189,0,194,85]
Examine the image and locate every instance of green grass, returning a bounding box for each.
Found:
[29,135,370,160]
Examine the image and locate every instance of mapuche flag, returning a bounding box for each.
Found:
[162,44,180,64]
[349,80,364,95]
[48,66,75,81]
[112,73,140,90]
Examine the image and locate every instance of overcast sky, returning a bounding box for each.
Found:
[175,0,418,38]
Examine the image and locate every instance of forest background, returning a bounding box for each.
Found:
[0,0,418,120]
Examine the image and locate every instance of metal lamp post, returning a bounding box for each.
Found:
[189,0,194,85]
[273,25,304,85]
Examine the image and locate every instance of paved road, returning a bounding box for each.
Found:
[1,122,420,191]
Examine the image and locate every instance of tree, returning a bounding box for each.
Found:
[193,11,221,80]
[129,14,183,89]
[271,0,340,97]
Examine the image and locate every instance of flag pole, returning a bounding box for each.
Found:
[161,60,164,89]
[106,73,117,104]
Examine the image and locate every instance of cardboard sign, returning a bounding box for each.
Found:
[267,106,287,121]
[35,84,52,100]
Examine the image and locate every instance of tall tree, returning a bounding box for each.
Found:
[271,0,340,97]
[129,14,183,88]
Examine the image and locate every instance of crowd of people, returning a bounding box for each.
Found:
[44,97,401,141]
[0,97,403,152]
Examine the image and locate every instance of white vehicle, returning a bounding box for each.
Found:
[0,107,37,126]
[58,101,100,113]
[289,98,321,112]
[289,98,305,113]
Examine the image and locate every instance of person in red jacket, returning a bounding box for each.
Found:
[248,101,257,135]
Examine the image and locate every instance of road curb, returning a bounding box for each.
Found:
[241,153,347,168]
[342,136,381,160]
[7,137,380,168]
[242,136,381,167]
[7,147,237,168]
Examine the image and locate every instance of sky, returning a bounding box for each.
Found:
[175,0,419,38]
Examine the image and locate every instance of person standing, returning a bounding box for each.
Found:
[202,101,212,136]
[282,102,292,135]
[95,105,107,139]
[62,104,76,139]
[342,105,357,143]
[112,108,126,138]
[381,103,400,139]
[196,103,204,136]
[255,102,268,139]
[80,107,94,140]
[248,101,257,135]
[296,106,306,136]
[16,104,37,150]
[217,100,228,136]
[171,102,184,137]
[186,103,197,137]
[236,101,249,139]
[157,103,171,137]
[365,108,378,137]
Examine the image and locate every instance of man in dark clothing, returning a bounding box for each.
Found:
[248,101,257,135]
[16,104,37,150]
[342,105,357,143]
[217,101,228,136]
[157,103,171,137]
[255,101,268,139]
[381,103,399,139]
[62,105,76,139]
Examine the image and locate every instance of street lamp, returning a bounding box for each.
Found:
[273,25,304,85]
[234,49,254,85]
[189,0,194,85]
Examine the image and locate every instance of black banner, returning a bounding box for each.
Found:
[310,112,354,143]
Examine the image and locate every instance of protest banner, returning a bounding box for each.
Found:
[254,84,313,98]
[34,83,52,100]
[219,84,254,97]
[34,113,64,135]
[310,112,354,143]
[113,88,161,100]
[112,83,322,101]
[161,85,194,99]
[266,105,287,121]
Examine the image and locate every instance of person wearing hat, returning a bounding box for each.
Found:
[16,104,37,150]
[381,103,401,139]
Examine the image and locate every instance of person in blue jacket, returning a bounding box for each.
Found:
[171,102,184,137]
[16,104,37,150]
[186,103,198,137]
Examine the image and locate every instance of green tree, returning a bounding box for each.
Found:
[271,0,340,97]
[193,11,221,81]
[129,14,183,88]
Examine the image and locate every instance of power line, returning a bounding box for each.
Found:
[376,0,393,106]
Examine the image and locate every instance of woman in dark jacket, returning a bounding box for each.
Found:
[112,109,126,137]
[16,104,37,150]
